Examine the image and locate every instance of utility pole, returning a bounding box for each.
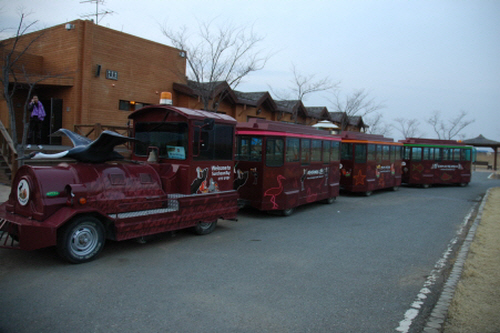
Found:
[80,0,114,25]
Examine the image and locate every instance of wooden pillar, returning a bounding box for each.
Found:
[494,146,498,171]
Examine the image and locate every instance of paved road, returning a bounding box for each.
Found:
[0,172,498,333]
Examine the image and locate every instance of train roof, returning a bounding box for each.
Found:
[236,118,339,139]
[340,131,399,144]
[128,105,237,124]
[400,138,472,147]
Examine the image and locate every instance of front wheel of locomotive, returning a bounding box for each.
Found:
[193,220,218,235]
[57,216,106,264]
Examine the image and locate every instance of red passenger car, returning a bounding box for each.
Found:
[400,138,474,187]
[235,119,341,215]
[0,103,239,263]
[340,132,402,196]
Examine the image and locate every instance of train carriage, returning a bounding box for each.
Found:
[235,119,341,215]
[340,132,402,196]
[0,101,239,263]
[400,138,474,187]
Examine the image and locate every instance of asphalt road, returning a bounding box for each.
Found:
[0,172,498,333]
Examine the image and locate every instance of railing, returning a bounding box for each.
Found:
[0,120,18,182]
[73,123,133,150]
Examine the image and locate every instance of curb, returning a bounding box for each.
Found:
[422,187,492,332]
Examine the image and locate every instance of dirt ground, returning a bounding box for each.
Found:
[443,186,500,333]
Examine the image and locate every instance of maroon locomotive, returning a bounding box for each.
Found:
[0,102,239,263]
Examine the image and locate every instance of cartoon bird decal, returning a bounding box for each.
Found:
[233,169,249,190]
[190,167,208,194]
[264,175,285,209]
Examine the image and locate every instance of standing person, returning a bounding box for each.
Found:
[27,95,46,149]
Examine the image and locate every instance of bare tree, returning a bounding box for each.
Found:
[1,12,72,158]
[365,113,391,136]
[427,110,474,140]
[330,88,384,131]
[393,117,423,139]
[270,64,339,102]
[161,19,271,112]
[1,12,42,152]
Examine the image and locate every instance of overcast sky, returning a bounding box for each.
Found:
[1,0,499,141]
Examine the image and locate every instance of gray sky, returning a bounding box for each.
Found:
[1,0,499,141]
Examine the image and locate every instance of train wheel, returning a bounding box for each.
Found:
[281,208,295,216]
[193,220,218,235]
[323,196,336,204]
[57,216,105,264]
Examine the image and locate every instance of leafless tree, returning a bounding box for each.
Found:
[1,12,42,152]
[329,89,385,131]
[393,117,423,139]
[365,113,391,136]
[270,64,339,102]
[161,19,271,112]
[427,110,474,140]
[1,12,73,158]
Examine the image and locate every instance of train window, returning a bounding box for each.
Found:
[194,123,234,161]
[367,144,376,161]
[442,148,452,161]
[134,122,189,160]
[383,145,390,160]
[390,146,395,162]
[423,147,433,160]
[463,149,472,161]
[331,141,340,161]
[236,136,262,161]
[301,139,311,164]
[453,149,461,162]
[403,147,411,160]
[435,148,442,161]
[411,147,422,161]
[311,140,322,162]
[341,143,353,160]
[286,138,300,162]
[376,145,382,162]
[322,141,331,163]
[355,144,367,163]
[266,138,284,167]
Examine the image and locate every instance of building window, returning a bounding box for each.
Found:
[119,100,149,111]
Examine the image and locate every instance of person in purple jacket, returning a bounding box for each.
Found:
[27,95,46,149]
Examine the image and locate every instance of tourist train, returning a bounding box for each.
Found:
[0,99,474,263]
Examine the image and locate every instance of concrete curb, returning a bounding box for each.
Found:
[422,187,492,333]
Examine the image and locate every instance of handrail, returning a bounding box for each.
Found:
[0,120,18,182]
[73,123,133,149]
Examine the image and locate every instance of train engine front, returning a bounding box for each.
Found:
[0,100,239,263]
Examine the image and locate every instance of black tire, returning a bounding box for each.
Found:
[281,208,295,216]
[193,220,217,235]
[57,216,106,264]
[323,196,336,204]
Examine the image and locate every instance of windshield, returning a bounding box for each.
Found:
[134,122,189,160]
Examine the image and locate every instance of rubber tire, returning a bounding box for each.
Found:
[57,216,105,264]
[323,196,336,204]
[193,220,217,235]
[281,208,295,216]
